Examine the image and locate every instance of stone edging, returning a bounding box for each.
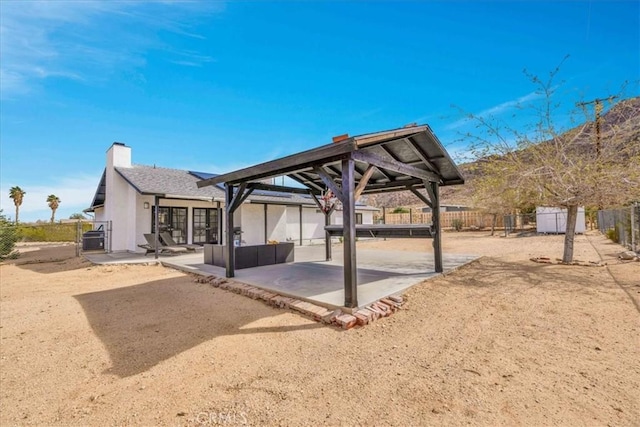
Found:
[194,275,404,329]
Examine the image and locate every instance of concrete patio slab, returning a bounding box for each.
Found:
[84,245,478,309]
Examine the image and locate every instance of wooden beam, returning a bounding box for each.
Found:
[404,137,440,174]
[353,125,428,146]
[228,182,248,213]
[408,185,433,209]
[380,144,434,170]
[197,139,356,187]
[236,187,255,208]
[372,164,394,182]
[290,172,325,193]
[354,165,375,201]
[313,166,344,203]
[326,164,343,178]
[425,180,437,205]
[358,178,424,194]
[247,182,315,195]
[309,191,323,211]
[379,143,403,162]
[352,163,366,178]
[351,149,440,182]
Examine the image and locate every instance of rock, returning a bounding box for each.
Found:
[619,251,638,260]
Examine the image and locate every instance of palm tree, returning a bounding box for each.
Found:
[46,194,61,223]
[9,186,26,224]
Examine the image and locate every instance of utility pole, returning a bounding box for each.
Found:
[576,96,618,159]
[576,96,618,209]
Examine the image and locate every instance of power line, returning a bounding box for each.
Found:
[576,96,619,158]
[576,96,619,209]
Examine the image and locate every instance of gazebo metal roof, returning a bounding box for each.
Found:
[197,124,464,193]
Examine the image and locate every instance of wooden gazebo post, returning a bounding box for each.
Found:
[224,183,235,278]
[430,181,443,273]
[342,155,358,308]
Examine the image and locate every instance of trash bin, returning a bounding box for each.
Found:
[82,230,105,251]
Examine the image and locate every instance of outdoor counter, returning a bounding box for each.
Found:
[324,224,433,238]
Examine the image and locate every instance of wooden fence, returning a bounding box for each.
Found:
[377,210,505,230]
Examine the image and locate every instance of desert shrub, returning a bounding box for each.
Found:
[0,211,19,260]
[605,228,618,243]
[17,222,93,242]
[452,218,464,231]
[392,207,409,214]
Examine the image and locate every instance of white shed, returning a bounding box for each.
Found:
[536,207,586,234]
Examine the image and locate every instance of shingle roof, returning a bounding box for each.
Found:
[116,165,225,199]
[86,164,378,211]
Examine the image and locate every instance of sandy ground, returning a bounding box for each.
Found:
[1,232,638,426]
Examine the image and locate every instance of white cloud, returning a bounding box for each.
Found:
[0,174,98,222]
[446,90,545,131]
[0,1,222,97]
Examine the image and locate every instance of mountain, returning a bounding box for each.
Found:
[366,96,640,209]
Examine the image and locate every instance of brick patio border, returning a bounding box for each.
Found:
[194,275,405,330]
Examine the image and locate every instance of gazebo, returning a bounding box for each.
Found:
[197,124,464,308]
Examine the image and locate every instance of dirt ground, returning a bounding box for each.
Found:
[1,232,638,426]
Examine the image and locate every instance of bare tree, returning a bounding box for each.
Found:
[469,158,537,236]
[464,61,640,262]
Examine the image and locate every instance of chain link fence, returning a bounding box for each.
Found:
[78,221,112,254]
[503,213,537,236]
[504,209,593,237]
[0,216,19,260]
[598,204,639,253]
[0,220,112,260]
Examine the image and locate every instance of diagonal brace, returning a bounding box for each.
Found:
[313,166,344,203]
[354,165,375,201]
[351,150,440,182]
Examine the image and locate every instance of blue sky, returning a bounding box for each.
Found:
[1,1,638,222]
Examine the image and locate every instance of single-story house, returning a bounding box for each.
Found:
[85,143,378,253]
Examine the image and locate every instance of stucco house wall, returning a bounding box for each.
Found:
[266,205,287,244]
